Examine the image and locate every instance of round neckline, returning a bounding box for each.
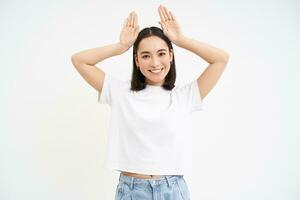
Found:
[146,84,164,91]
[147,84,162,88]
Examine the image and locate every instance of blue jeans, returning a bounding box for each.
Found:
[115,173,190,200]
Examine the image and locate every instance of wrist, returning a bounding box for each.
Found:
[174,34,187,47]
[117,42,130,54]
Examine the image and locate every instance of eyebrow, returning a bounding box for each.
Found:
[140,49,167,55]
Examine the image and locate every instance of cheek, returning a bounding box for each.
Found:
[139,60,148,66]
[162,60,171,68]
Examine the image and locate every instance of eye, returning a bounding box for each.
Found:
[159,52,166,56]
[142,55,149,59]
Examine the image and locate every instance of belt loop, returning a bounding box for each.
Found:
[130,177,134,190]
[164,175,171,188]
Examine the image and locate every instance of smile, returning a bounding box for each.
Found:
[149,68,163,74]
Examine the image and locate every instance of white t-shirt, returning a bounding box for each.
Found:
[98,73,203,175]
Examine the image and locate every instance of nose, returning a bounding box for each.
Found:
[151,57,160,68]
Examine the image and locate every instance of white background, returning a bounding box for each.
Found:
[1,0,299,199]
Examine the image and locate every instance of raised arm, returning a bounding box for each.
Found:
[71,11,139,93]
[158,5,229,100]
[175,36,229,100]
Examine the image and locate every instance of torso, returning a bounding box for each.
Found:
[121,171,164,179]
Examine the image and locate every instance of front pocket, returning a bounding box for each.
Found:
[117,182,133,200]
[115,182,124,200]
[175,178,191,200]
[175,180,185,200]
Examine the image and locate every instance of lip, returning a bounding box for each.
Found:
[148,68,163,72]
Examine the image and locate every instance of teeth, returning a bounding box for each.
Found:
[149,68,163,74]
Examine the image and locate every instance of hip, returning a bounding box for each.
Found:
[115,172,190,200]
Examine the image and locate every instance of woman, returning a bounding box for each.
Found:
[71,5,229,200]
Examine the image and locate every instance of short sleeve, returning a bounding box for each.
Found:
[175,79,204,113]
[97,73,124,106]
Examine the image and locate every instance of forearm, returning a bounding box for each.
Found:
[71,42,128,65]
[175,35,229,64]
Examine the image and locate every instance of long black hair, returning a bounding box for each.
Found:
[130,26,176,91]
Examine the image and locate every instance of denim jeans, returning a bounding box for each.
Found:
[115,173,190,200]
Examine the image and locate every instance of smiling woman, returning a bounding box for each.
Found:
[131,27,176,90]
[71,4,229,200]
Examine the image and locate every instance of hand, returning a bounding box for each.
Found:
[158,5,183,45]
[119,11,140,50]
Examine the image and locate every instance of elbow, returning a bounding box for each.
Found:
[221,52,230,63]
[71,54,77,62]
[71,55,75,65]
[71,54,81,66]
[71,55,82,69]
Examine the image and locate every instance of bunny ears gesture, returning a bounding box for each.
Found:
[158,5,183,44]
[119,11,140,50]
[119,5,183,50]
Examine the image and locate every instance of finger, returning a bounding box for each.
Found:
[127,12,132,27]
[161,6,169,21]
[132,13,136,28]
[126,16,130,27]
[165,7,173,21]
[134,12,138,28]
[131,12,135,27]
[169,10,175,21]
[161,5,170,21]
[128,13,131,27]
[158,5,166,21]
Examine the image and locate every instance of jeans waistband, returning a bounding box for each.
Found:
[119,173,183,187]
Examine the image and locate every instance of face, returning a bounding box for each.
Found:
[135,36,173,86]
